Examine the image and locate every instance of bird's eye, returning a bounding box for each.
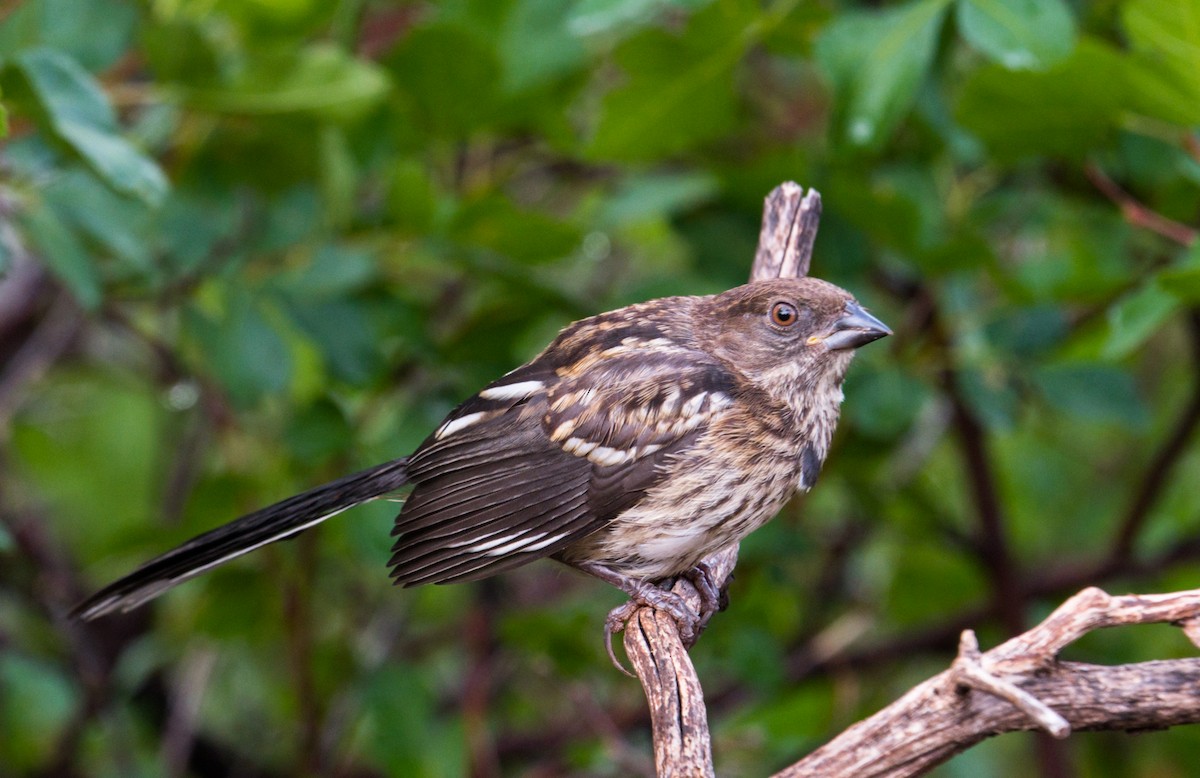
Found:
[770,301,799,327]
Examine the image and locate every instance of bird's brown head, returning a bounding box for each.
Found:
[698,277,890,392]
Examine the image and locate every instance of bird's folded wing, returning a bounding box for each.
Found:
[389,350,738,586]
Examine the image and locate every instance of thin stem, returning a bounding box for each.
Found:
[1085,164,1198,247]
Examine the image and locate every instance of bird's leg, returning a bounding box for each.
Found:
[680,561,730,633]
[570,560,705,672]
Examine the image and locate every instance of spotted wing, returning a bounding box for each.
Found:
[544,349,736,522]
[388,347,738,586]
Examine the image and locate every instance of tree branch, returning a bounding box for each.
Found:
[750,182,822,282]
[776,587,1200,778]
[1085,163,1198,247]
[622,546,738,777]
[622,182,821,774]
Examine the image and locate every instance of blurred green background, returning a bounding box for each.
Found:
[1,0,1199,775]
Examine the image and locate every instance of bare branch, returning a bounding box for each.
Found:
[751,182,822,282]
[988,587,1200,666]
[775,587,1200,778]
[951,630,1070,738]
[622,182,825,774]
[622,546,738,777]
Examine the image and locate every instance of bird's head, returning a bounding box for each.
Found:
[699,277,891,393]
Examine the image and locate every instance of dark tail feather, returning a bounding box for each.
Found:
[71,457,410,620]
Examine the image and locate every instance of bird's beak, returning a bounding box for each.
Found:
[818,301,892,351]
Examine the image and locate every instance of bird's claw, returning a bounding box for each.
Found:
[681,562,728,631]
[604,600,640,676]
[603,577,719,673]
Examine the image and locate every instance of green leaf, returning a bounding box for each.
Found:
[153,191,244,276]
[41,170,153,274]
[10,48,168,204]
[187,44,390,123]
[823,164,943,255]
[984,306,1068,357]
[1122,0,1200,125]
[386,25,501,138]
[815,0,950,150]
[958,365,1019,429]
[283,399,354,463]
[956,0,1075,70]
[1104,281,1182,359]
[284,298,381,385]
[1033,364,1149,427]
[277,245,378,300]
[844,367,931,440]
[140,16,223,86]
[0,0,39,58]
[187,290,293,406]
[567,0,713,37]
[19,201,103,309]
[885,539,988,625]
[956,38,1125,162]
[386,160,439,234]
[318,125,356,228]
[8,47,104,139]
[358,666,466,775]
[1158,244,1200,302]
[254,188,323,253]
[600,170,719,226]
[0,654,80,772]
[452,196,581,264]
[0,0,136,71]
[585,0,758,161]
[11,370,164,554]
[501,0,587,92]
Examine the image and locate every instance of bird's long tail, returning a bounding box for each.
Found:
[71,457,411,620]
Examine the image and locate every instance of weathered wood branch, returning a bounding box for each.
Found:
[750,181,822,282]
[622,546,739,778]
[621,182,818,773]
[620,182,1200,777]
[778,587,1200,777]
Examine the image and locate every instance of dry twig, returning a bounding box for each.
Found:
[1085,163,1197,247]
[778,587,1200,777]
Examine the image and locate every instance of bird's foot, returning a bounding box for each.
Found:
[680,561,730,633]
[571,560,729,673]
[601,582,700,675]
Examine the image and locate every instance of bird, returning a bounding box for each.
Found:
[72,276,890,659]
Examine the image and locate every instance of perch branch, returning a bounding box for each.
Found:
[622,547,738,778]
[751,182,822,282]
[623,182,821,775]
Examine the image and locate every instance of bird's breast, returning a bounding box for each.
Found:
[560,418,808,580]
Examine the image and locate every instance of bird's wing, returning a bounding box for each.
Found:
[389,345,738,586]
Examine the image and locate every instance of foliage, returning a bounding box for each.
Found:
[1,0,1199,775]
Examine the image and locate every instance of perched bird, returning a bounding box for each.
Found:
[73,277,889,655]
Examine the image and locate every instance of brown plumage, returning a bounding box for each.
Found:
[73,277,889,645]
